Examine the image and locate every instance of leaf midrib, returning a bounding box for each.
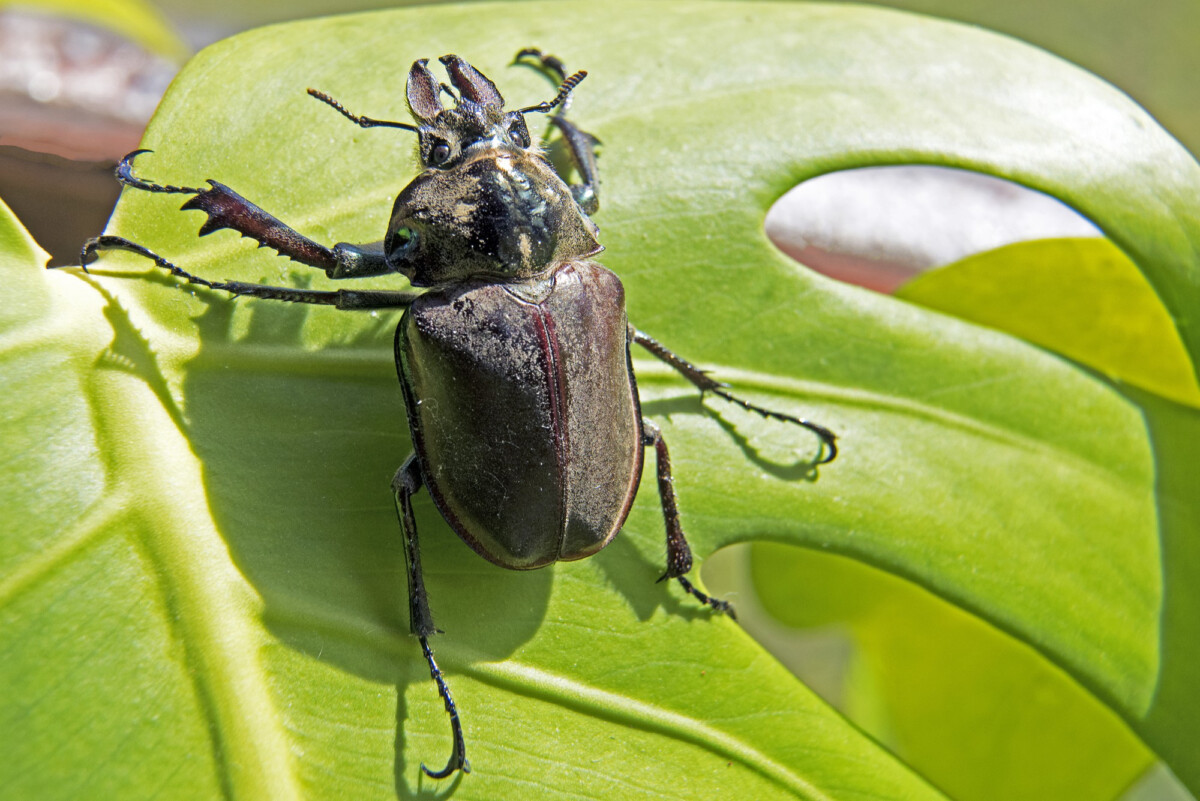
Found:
[86,337,305,800]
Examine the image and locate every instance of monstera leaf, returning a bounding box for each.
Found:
[3,2,1198,799]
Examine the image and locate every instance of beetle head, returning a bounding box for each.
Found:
[406,56,536,170]
[382,55,601,287]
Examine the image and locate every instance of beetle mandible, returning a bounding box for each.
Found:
[73,50,838,778]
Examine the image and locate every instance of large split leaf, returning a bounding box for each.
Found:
[3,2,1198,798]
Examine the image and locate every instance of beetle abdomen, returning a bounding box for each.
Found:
[397,260,643,569]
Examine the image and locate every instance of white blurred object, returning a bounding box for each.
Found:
[765,165,1102,293]
[0,8,176,159]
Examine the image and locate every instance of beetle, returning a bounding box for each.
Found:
[72,50,837,778]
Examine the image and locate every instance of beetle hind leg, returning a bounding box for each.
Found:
[393,456,471,778]
[642,420,737,620]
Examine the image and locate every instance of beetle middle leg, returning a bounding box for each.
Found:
[632,327,838,464]
[393,455,470,778]
[643,420,737,619]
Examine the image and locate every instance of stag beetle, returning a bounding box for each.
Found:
[72,50,838,778]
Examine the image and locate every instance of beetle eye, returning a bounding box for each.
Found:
[507,119,531,149]
[429,140,452,166]
[388,226,419,262]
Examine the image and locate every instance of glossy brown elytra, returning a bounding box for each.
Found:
[72,50,837,778]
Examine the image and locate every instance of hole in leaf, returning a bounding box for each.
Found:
[765,165,1099,293]
[767,166,1200,404]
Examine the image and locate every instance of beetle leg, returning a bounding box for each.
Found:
[514,48,600,215]
[392,455,471,778]
[547,117,600,215]
[110,150,394,279]
[75,236,418,310]
[631,327,838,464]
[642,420,737,619]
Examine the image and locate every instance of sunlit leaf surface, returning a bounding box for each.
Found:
[3,2,1198,798]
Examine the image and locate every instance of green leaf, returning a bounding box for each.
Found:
[896,237,1200,407]
[847,0,1200,158]
[3,1,1198,798]
[886,237,1200,797]
[746,544,1154,801]
[0,196,48,273]
[3,218,941,798]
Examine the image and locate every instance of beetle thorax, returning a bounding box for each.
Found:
[384,147,602,287]
[379,54,603,287]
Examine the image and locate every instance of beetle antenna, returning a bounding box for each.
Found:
[307,89,419,132]
[517,70,586,115]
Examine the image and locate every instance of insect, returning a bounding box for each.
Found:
[73,50,837,778]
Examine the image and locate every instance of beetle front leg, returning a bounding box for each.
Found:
[632,327,838,464]
[74,236,419,310]
[111,149,392,279]
[392,455,470,779]
[642,420,736,619]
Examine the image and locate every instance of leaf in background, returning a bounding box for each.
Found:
[10,0,190,60]
[3,1,1199,798]
[747,544,1154,801]
[0,196,47,269]
[896,237,1200,407]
